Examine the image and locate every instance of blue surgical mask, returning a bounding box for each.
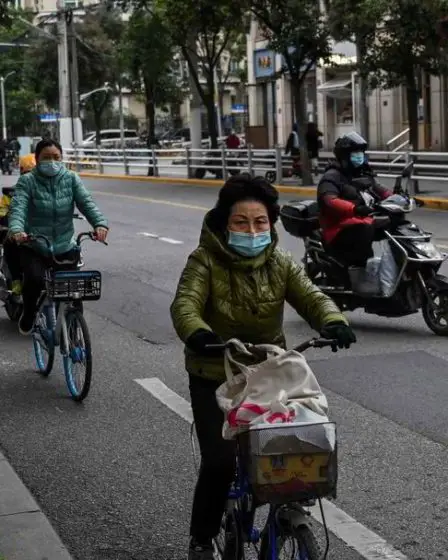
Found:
[227,230,272,257]
[350,152,365,167]
[39,161,63,177]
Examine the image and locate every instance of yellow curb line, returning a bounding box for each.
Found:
[79,172,448,210]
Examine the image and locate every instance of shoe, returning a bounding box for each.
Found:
[188,538,214,560]
[11,280,22,296]
[18,310,35,336]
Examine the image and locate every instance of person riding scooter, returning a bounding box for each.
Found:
[0,154,37,296]
[317,132,392,267]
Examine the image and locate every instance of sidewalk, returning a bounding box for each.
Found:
[0,450,73,560]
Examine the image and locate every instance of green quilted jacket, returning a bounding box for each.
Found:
[170,210,348,382]
[8,166,107,255]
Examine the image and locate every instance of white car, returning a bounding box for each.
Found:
[82,129,139,148]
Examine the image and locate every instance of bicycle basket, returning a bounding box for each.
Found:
[45,270,102,301]
[238,421,337,505]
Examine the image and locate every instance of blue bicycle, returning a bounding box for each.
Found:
[193,337,336,560]
[28,231,106,402]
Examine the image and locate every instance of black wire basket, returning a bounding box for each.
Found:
[45,270,102,301]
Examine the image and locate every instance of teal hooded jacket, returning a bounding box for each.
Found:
[8,166,108,255]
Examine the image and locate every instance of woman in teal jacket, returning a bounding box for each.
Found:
[8,138,109,335]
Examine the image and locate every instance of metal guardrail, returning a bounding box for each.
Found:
[62,145,448,189]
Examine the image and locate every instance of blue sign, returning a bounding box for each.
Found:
[39,113,61,123]
[231,104,247,114]
[254,49,275,79]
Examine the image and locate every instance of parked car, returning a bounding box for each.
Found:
[81,129,139,148]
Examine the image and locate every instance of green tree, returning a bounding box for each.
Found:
[250,0,332,184]
[157,0,247,148]
[0,10,40,136]
[122,9,183,146]
[26,7,125,143]
[358,0,448,150]
[323,0,384,141]
[215,29,247,124]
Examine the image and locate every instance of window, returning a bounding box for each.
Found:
[334,98,353,124]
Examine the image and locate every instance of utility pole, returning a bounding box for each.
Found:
[67,11,81,145]
[57,0,72,147]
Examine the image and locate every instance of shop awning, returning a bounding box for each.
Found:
[317,78,352,99]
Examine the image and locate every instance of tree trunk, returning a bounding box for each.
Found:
[405,72,420,193]
[292,78,313,186]
[356,38,369,141]
[93,108,102,147]
[144,83,156,176]
[218,84,225,132]
[206,72,219,149]
[405,74,419,151]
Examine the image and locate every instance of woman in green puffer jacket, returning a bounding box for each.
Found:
[8,138,108,335]
[170,173,356,560]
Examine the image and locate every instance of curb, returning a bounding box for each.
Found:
[78,172,448,210]
[0,450,73,559]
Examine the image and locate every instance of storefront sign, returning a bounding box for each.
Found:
[231,104,247,114]
[254,49,275,79]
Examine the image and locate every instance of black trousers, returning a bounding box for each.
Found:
[3,239,22,280]
[189,374,236,543]
[328,223,376,267]
[19,247,79,315]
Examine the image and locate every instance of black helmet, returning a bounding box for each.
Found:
[333,132,368,161]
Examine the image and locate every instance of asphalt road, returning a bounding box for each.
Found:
[1,178,448,560]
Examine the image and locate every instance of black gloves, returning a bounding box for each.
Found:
[354,204,373,218]
[320,321,357,351]
[186,329,224,357]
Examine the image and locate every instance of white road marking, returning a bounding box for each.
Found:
[138,232,158,238]
[135,377,409,560]
[135,378,193,423]
[137,232,183,244]
[159,237,184,245]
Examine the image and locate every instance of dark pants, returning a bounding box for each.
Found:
[19,247,79,316]
[329,223,375,267]
[3,239,22,280]
[189,374,236,543]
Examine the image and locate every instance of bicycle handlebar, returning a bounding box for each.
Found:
[205,338,339,354]
[24,230,107,265]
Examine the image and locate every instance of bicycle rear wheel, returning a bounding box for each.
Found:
[63,309,92,402]
[32,305,55,376]
[260,524,321,560]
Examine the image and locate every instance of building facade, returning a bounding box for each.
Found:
[247,19,448,151]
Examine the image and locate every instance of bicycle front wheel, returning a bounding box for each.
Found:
[63,309,92,402]
[32,306,55,376]
[214,509,243,560]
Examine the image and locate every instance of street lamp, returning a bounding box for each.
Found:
[1,71,16,140]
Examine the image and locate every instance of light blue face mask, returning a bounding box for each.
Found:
[228,230,272,257]
[350,152,365,167]
[39,161,63,177]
